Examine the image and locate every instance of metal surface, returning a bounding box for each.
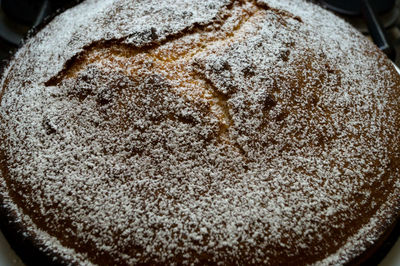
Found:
[320,0,396,16]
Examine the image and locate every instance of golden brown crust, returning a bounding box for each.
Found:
[0,0,400,265]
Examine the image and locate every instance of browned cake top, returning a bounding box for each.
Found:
[1,0,400,265]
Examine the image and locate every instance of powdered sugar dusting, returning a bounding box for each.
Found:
[1,0,400,265]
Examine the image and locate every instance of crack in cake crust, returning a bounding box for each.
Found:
[44,0,289,158]
[0,0,400,265]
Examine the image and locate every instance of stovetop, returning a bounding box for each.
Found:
[0,0,78,64]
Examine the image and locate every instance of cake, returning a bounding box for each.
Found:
[0,0,399,265]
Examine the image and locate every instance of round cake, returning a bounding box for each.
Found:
[0,0,400,265]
